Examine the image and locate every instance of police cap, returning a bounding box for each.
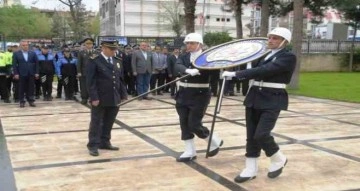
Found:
[101,40,119,49]
[41,45,50,49]
[82,37,95,44]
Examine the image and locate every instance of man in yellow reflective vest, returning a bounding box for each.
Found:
[0,47,12,103]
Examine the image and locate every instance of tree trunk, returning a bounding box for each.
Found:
[289,0,304,89]
[260,0,270,37]
[234,0,243,38]
[184,0,196,34]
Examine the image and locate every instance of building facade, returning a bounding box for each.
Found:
[99,0,263,38]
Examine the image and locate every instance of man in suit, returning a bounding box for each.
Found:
[131,42,153,100]
[123,45,136,96]
[86,40,128,156]
[222,27,296,183]
[12,41,39,107]
[150,45,167,95]
[166,47,180,98]
[77,38,95,104]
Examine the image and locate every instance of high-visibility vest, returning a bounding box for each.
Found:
[0,52,6,67]
[3,51,13,66]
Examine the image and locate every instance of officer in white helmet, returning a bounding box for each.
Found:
[222,27,296,183]
[173,33,223,162]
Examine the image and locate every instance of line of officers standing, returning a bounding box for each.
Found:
[0,40,80,106]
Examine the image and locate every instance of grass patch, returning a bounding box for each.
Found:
[288,72,360,103]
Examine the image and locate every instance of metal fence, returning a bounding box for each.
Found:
[3,35,360,54]
[301,39,360,54]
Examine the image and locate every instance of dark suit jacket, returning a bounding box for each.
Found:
[12,50,39,76]
[131,50,153,74]
[86,54,128,107]
[235,49,296,110]
[167,54,178,76]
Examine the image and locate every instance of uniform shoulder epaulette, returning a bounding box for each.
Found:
[90,54,99,59]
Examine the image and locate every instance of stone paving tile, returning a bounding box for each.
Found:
[6,130,162,168]
[1,113,91,135]
[312,138,360,158]
[1,94,360,190]
[14,156,229,191]
[275,116,360,140]
[197,144,360,191]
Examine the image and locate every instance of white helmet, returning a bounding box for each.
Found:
[268,27,292,43]
[183,33,203,44]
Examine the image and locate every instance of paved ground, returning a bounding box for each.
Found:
[1,91,360,191]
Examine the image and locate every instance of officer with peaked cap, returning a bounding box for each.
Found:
[222,27,296,183]
[173,33,223,162]
[77,37,96,104]
[86,40,128,156]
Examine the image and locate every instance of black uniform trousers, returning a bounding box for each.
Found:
[87,106,119,148]
[57,76,63,98]
[79,76,89,101]
[40,74,53,98]
[19,75,35,103]
[63,75,76,99]
[11,78,19,101]
[245,107,280,158]
[0,76,9,100]
[175,88,211,140]
[124,73,136,95]
[35,78,41,97]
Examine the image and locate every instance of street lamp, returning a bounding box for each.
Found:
[349,5,360,72]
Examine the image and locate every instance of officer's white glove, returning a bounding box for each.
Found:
[185,68,200,76]
[222,71,236,80]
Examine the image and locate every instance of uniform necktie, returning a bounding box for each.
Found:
[107,57,112,64]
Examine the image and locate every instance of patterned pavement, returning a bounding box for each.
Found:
[1,91,360,191]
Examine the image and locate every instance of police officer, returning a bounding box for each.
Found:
[86,40,128,156]
[174,33,223,162]
[77,38,95,104]
[0,49,11,103]
[222,27,296,183]
[56,48,77,100]
[37,45,56,101]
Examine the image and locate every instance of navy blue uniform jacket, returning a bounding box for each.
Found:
[86,54,128,107]
[12,50,39,76]
[235,49,296,110]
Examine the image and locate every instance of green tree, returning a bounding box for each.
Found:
[183,0,197,34]
[86,13,100,38]
[289,0,304,89]
[58,0,87,41]
[331,0,360,71]
[203,31,233,47]
[0,5,52,40]
[157,1,185,37]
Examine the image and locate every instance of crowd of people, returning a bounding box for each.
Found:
[0,37,251,107]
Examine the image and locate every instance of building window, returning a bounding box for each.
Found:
[226,18,230,22]
[102,3,105,18]
[216,18,220,22]
[221,18,225,22]
[116,14,121,26]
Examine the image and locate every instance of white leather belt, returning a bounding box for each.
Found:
[179,82,209,88]
[252,81,286,89]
